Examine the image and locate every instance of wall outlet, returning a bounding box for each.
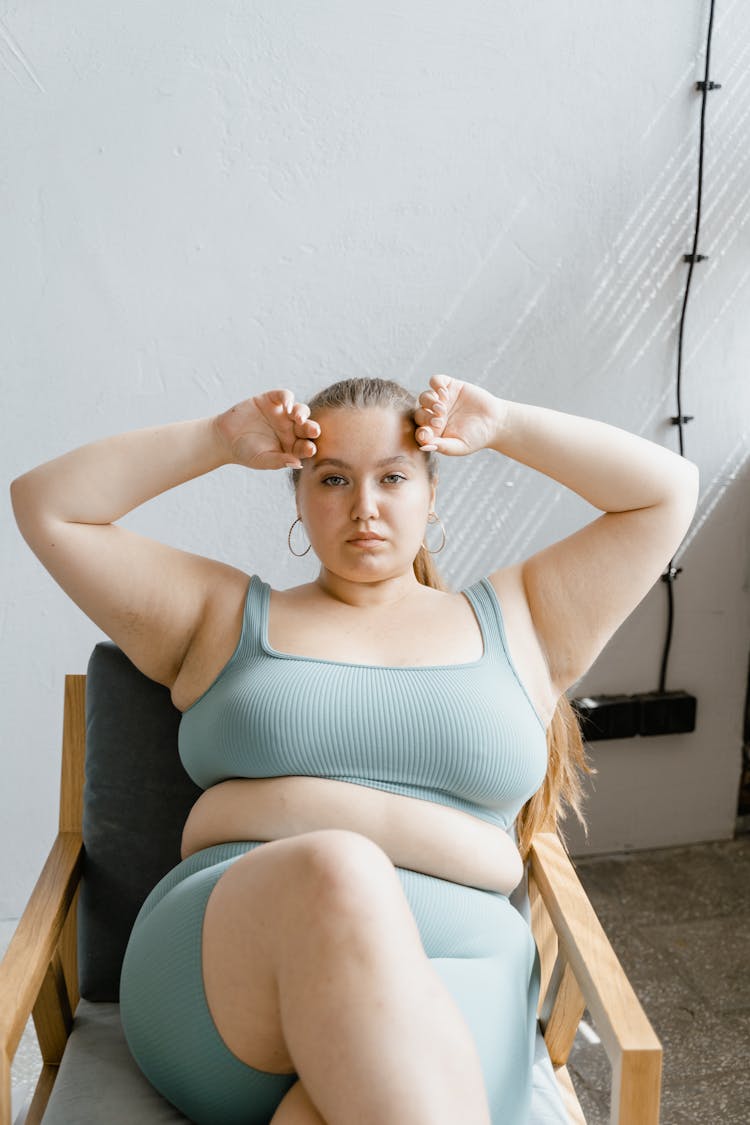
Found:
[572,691,697,741]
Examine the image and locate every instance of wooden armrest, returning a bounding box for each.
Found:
[0,832,83,1062]
[0,677,86,1125]
[529,832,661,1124]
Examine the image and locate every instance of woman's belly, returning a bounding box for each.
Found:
[180,776,524,896]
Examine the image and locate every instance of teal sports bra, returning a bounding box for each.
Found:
[178,575,548,831]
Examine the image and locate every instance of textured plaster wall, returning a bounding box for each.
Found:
[2,2,749,917]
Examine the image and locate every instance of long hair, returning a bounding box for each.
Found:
[291,376,595,861]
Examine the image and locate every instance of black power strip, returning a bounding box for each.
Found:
[572,692,697,741]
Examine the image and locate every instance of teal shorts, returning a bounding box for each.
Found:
[120,841,541,1124]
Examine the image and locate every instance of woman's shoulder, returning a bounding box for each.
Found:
[170,565,252,711]
[480,565,542,643]
[201,561,255,603]
[482,565,558,726]
[481,564,524,605]
[455,566,522,608]
[185,563,257,657]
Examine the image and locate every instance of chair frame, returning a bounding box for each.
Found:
[0,674,662,1125]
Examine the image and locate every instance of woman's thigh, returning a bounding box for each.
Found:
[201,827,407,1072]
[120,830,411,1125]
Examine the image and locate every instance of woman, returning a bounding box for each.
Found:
[10,373,699,1124]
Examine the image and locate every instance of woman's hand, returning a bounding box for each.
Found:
[413,374,504,456]
[214,389,321,470]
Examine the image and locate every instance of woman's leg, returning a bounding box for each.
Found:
[202,828,492,1125]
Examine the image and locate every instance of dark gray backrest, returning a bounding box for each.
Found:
[79,642,201,1001]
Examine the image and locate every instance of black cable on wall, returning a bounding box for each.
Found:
[659,0,720,694]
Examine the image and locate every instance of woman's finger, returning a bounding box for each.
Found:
[430,373,452,395]
[430,434,466,456]
[292,437,318,460]
[280,454,303,469]
[414,405,438,427]
[425,408,447,436]
[296,417,320,439]
[267,388,296,413]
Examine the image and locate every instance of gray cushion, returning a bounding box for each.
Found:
[40,1001,570,1124]
[41,1001,189,1124]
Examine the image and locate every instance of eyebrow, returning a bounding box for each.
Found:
[313,455,413,471]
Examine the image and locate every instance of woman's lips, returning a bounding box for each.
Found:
[347,534,385,547]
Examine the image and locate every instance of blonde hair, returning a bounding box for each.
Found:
[291,376,595,862]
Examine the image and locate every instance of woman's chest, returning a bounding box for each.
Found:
[178,656,548,816]
[267,589,485,667]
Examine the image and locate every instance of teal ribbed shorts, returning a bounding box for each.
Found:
[120,842,541,1124]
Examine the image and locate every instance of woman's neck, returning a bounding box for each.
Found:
[314,567,423,609]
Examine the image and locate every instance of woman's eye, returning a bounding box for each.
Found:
[320,473,406,487]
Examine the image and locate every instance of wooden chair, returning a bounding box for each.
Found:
[0,644,662,1124]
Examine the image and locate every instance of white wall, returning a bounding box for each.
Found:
[2,1,749,918]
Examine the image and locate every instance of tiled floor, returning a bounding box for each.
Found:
[567,835,750,1124]
[2,834,748,1123]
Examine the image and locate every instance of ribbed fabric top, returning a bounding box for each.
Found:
[178,575,548,831]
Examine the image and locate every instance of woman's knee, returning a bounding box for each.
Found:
[297,827,393,873]
[211,830,396,930]
[294,828,400,910]
[287,829,429,963]
[212,830,413,968]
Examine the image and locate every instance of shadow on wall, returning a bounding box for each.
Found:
[563,449,750,856]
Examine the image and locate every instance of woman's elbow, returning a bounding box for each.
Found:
[679,457,700,514]
[9,474,34,531]
[666,457,700,541]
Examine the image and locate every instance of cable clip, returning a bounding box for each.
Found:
[683,253,708,263]
[661,566,683,584]
[695,80,722,92]
[670,414,694,425]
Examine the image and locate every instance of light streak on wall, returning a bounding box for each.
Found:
[677,435,749,559]
[0,18,46,93]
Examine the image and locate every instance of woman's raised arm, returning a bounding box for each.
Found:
[10,391,320,688]
[414,374,699,704]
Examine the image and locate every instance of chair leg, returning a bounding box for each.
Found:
[612,1047,662,1125]
[540,952,586,1066]
[58,889,79,1014]
[20,1066,57,1125]
[0,1051,11,1125]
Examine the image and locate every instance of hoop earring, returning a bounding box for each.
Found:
[422,512,446,554]
[288,517,311,557]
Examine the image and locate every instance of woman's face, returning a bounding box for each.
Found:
[295,406,437,584]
